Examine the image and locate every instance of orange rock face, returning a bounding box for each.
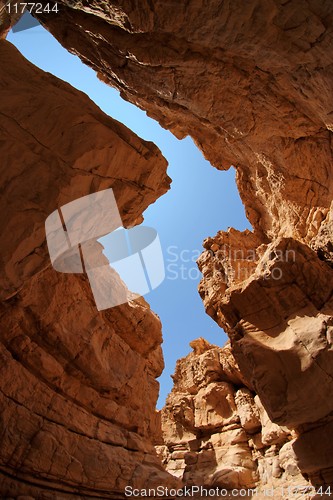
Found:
[158,340,306,495]
[0,39,177,497]
[0,270,173,497]
[1,0,333,495]
[35,0,333,242]
[0,39,170,300]
[36,0,333,489]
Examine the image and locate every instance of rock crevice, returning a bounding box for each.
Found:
[157,339,305,495]
[0,37,177,497]
[1,0,333,495]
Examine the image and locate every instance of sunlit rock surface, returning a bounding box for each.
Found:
[157,340,309,495]
[0,0,332,495]
[36,0,333,243]
[0,40,170,300]
[35,0,333,489]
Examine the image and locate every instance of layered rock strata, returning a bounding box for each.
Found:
[197,230,333,487]
[0,39,171,300]
[35,0,333,244]
[157,339,312,497]
[0,39,177,497]
[34,0,333,488]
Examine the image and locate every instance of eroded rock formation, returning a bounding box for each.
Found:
[35,0,333,243]
[157,338,309,497]
[0,38,171,300]
[33,0,333,490]
[0,39,177,497]
[1,0,333,496]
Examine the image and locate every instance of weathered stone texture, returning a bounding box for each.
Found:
[0,39,176,497]
[158,340,307,495]
[35,0,333,242]
[35,0,333,487]
[0,39,170,300]
[1,0,333,494]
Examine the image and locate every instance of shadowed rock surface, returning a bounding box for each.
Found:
[0,0,332,496]
[0,1,22,38]
[0,38,178,497]
[35,0,333,243]
[33,0,333,489]
[0,39,171,300]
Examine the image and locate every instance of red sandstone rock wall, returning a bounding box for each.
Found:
[0,39,170,300]
[0,39,177,497]
[158,338,306,497]
[1,0,332,494]
[34,0,333,489]
[35,0,333,242]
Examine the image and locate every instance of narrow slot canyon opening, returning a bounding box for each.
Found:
[8,21,250,407]
[4,4,333,497]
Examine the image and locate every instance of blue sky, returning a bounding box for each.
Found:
[8,22,250,407]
